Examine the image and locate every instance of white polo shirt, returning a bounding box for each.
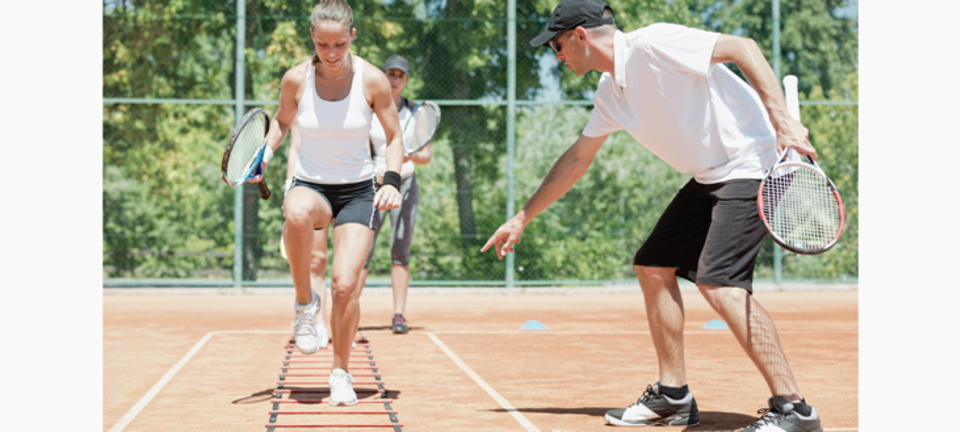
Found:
[582,24,779,184]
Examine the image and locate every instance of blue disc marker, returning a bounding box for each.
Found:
[520,320,547,330]
[702,319,729,330]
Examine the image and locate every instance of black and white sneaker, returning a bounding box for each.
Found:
[605,383,700,427]
[737,396,822,432]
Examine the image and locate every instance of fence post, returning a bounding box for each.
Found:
[505,0,517,288]
[772,0,783,286]
[232,0,247,289]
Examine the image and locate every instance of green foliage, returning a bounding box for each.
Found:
[103,0,858,283]
[511,106,689,280]
[687,0,858,98]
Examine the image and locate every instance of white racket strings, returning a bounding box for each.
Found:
[762,165,841,251]
[225,114,267,185]
[404,103,440,152]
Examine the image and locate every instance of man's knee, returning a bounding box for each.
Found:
[635,265,675,283]
[697,284,748,307]
[635,265,680,296]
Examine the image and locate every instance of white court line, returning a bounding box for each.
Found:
[427,331,541,432]
[107,330,292,432]
[108,331,215,432]
[430,330,852,335]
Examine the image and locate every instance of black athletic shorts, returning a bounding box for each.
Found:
[633,178,766,293]
[290,177,379,230]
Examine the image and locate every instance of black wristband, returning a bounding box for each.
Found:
[382,171,402,191]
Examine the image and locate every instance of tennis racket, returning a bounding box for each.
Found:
[757,75,844,254]
[221,108,271,200]
[402,101,440,155]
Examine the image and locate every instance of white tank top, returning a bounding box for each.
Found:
[369,99,416,177]
[294,57,374,184]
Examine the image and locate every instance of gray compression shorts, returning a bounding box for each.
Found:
[363,173,419,268]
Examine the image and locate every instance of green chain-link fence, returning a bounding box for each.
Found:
[103,0,858,287]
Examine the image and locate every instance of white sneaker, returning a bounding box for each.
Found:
[328,368,358,406]
[318,324,329,350]
[291,291,322,354]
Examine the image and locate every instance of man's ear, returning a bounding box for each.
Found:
[575,26,588,42]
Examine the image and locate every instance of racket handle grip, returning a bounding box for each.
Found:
[257,181,271,200]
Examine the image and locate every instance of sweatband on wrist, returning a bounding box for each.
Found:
[283,178,293,196]
[263,145,274,164]
[382,171,402,191]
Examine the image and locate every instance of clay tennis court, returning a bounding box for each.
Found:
[103,284,857,431]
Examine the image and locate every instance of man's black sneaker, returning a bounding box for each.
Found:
[737,396,823,432]
[604,383,700,427]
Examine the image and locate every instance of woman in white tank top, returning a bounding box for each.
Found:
[247,0,403,407]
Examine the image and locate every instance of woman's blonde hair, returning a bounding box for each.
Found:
[310,0,355,67]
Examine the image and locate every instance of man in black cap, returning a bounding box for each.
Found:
[483,1,823,431]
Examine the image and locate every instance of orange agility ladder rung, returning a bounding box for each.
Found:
[271,398,395,404]
[268,410,398,415]
[267,423,402,428]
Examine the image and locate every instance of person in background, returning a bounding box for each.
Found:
[356,54,432,334]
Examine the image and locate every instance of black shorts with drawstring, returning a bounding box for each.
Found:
[290,177,379,230]
[633,178,766,293]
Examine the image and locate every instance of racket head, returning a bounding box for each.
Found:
[221,108,270,187]
[757,159,845,254]
[402,101,440,155]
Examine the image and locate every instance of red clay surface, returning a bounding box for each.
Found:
[103,288,857,431]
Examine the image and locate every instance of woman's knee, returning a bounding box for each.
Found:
[390,248,410,266]
[330,274,359,300]
[310,250,328,276]
[284,206,314,229]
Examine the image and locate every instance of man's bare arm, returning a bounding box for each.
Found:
[481,133,608,259]
[712,34,816,159]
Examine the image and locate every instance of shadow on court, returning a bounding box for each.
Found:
[231,388,275,404]
[359,325,423,332]
[489,406,612,417]
[232,387,402,404]
[489,408,756,429]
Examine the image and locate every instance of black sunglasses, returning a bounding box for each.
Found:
[548,23,581,52]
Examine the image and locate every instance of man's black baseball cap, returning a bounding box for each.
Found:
[530,0,615,47]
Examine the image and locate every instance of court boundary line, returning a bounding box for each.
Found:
[428,330,852,335]
[107,331,214,432]
[427,331,541,432]
[107,330,290,432]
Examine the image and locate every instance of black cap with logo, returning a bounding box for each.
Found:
[530,0,615,47]
[383,54,410,75]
